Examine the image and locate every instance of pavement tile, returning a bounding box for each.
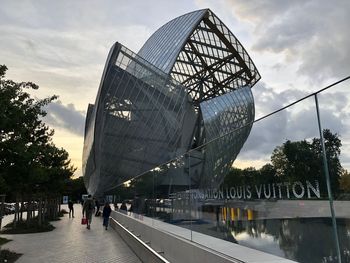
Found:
[1,205,141,263]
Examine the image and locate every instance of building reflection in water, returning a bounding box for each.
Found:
[207,205,350,263]
[151,198,350,263]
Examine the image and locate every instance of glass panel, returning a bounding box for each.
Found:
[190,96,337,263]
[318,79,350,262]
[152,154,193,240]
[112,170,155,218]
[84,43,194,197]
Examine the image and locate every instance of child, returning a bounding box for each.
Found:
[102,202,112,230]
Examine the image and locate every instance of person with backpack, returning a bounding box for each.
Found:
[82,194,95,229]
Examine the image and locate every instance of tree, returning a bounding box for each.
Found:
[271,140,319,183]
[258,164,277,185]
[339,169,350,194]
[63,176,86,202]
[222,167,244,188]
[270,129,342,197]
[311,129,342,195]
[0,64,75,200]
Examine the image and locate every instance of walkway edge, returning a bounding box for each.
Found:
[110,217,170,263]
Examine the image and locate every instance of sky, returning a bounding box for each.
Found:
[1,0,350,178]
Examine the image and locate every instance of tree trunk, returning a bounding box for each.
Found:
[53,198,57,219]
[59,197,61,214]
[26,196,31,227]
[48,198,53,219]
[20,198,24,221]
[14,195,19,229]
[43,198,47,222]
[38,196,42,227]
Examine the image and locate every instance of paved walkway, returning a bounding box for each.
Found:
[1,205,141,263]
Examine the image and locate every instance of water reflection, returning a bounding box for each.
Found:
[217,217,349,263]
[235,232,285,258]
[153,200,350,262]
[118,191,350,262]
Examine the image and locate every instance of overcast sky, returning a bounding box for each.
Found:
[1,0,350,177]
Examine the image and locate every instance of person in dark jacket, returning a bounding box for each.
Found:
[120,201,128,214]
[102,202,112,230]
[95,199,100,216]
[82,194,95,229]
[68,200,74,218]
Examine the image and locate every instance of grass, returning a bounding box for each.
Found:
[0,249,22,262]
[1,211,65,234]
[1,218,55,234]
[0,210,64,261]
[0,238,11,246]
[0,238,22,262]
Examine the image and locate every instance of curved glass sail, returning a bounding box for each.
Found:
[83,9,260,196]
[83,44,195,196]
[199,86,254,188]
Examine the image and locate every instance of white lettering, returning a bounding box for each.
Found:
[276,183,282,198]
[263,184,271,199]
[246,185,252,199]
[292,181,305,199]
[255,185,262,199]
[229,187,236,199]
[284,182,291,198]
[218,189,224,199]
[237,186,243,199]
[306,180,320,199]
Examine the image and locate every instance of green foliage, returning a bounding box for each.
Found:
[339,169,350,193]
[224,129,343,198]
[1,218,55,234]
[271,129,342,196]
[114,170,164,201]
[63,176,87,201]
[0,249,22,263]
[0,234,21,263]
[0,65,76,199]
[0,237,11,246]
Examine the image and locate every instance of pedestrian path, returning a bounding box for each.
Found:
[1,204,142,263]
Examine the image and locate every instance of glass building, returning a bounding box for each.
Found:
[83,9,350,263]
[82,9,260,197]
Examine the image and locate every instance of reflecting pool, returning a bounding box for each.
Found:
[173,217,350,263]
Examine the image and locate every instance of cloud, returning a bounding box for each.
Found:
[225,0,350,83]
[44,101,85,136]
[238,82,350,167]
[2,0,350,174]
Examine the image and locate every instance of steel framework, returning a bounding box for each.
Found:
[83,9,260,196]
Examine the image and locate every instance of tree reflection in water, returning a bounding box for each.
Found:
[228,218,350,263]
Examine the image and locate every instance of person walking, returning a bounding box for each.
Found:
[95,198,100,216]
[82,194,95,229]
[102,202,112,230]
[120,201,128,214]
[68,200,74,218]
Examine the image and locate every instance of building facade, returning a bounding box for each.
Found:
[83,9,260,197]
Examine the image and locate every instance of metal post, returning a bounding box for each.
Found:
[315,94,342,263]
[152,171,155,227]
[188,153,193,241]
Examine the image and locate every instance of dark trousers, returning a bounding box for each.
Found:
[69,207,74,218]
[103,217,109,227]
